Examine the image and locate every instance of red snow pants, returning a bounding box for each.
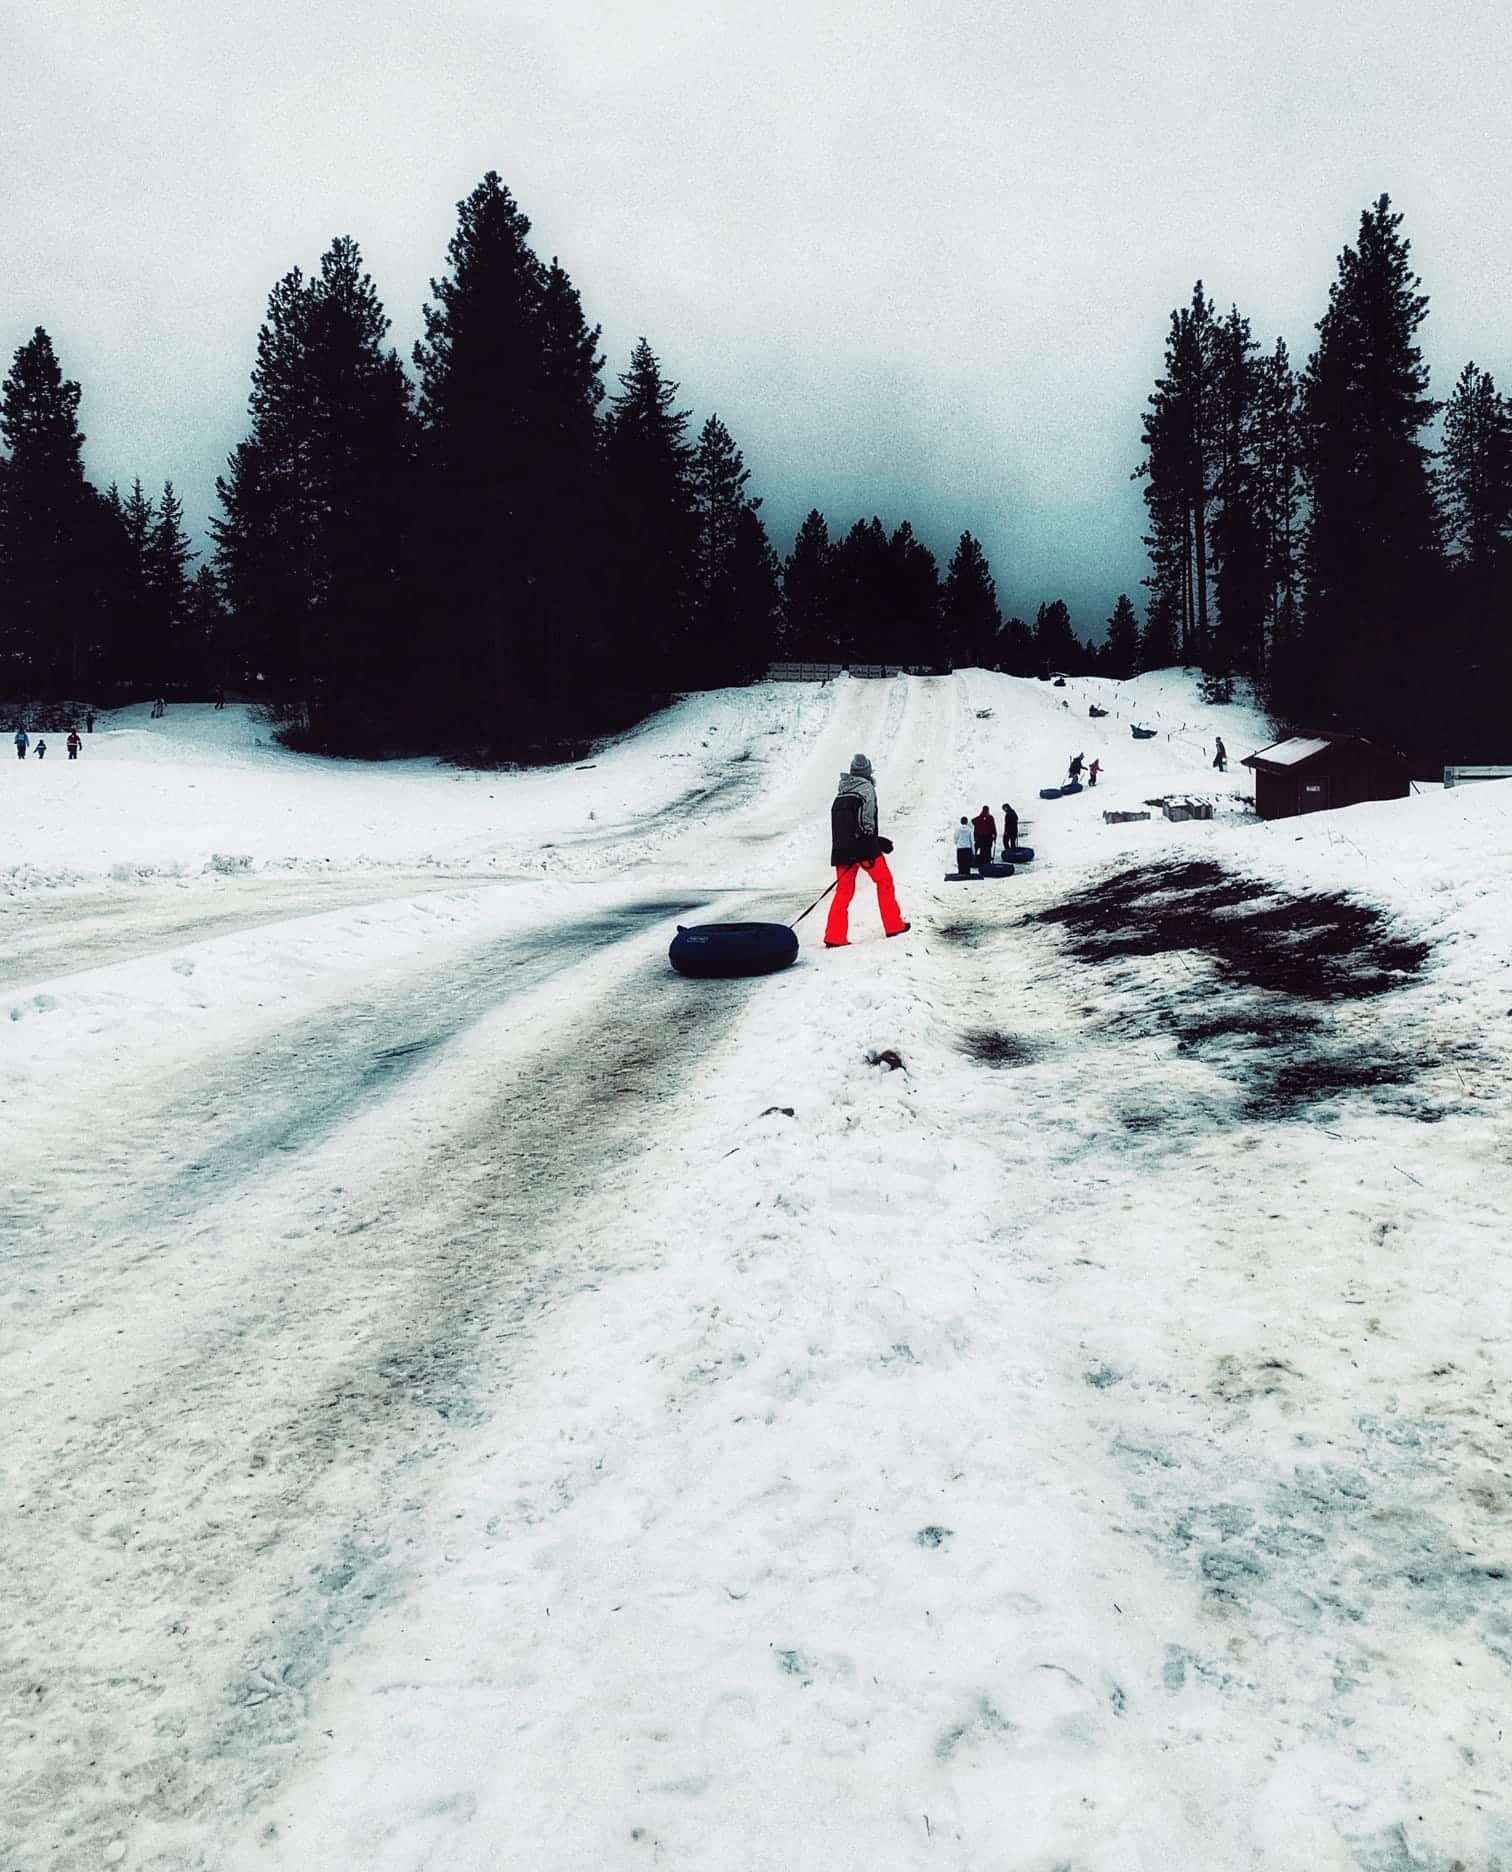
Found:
[825,855,905,944]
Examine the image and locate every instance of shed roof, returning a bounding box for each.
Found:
[1242,732,1407,773]
[1246,736,1331,768]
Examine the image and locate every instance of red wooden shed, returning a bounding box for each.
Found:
[1242,733,1411,820]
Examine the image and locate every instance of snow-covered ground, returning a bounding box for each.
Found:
[4,675,1511,1872]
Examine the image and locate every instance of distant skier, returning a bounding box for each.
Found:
[1067,752,1085,784]
[1001,801,1019,856]
[34,738,46,760]
[1213,737,1228,773]
[971,805,997,870]
[953,817,975,875]
[1087,758,1101,787]
[85,710,95,733]
[13,727,27,760]
[66,729,82,760]
[214,687,226,710]
[824,754,909,947]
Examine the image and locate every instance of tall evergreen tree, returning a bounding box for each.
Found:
[1136,283,1216,665]
[1254,337,1302,702]
[112,477,156,682]
[0,328,104,692]
[1206,306,1266,682]
[147,480,195,685]
[884,521,940,661]
[941,531,1000,666]
[829,516,890,660]
[781,509,832,656]
[725,504,782,680]
[1104,593,1141,679]
[1440,362,1512,747]
[1033,597,1079,672]
[998,614,1036,674]
[601,338,698,698]
[1295,194,1443,750]
[217,237,416,744]
[1138,601,1179,672]
[417,175,606,749]
[689,413,752,682]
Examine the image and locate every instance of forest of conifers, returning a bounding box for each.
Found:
[0,179,1505,767]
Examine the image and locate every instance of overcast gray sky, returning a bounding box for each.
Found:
[6,0,1512,634]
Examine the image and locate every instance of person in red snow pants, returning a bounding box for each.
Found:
[824,752,910,946]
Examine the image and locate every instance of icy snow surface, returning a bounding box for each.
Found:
[3,674,1511,1872]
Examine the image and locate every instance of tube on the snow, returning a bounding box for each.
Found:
[669,922,800,979]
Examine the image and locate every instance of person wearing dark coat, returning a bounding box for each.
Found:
[1067,752,1084,783]
[825,754,909,946]
[1000,801,1018,856]
[971,805,996,870]
[1213,737,1227,772]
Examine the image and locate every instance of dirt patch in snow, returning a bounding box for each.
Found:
[1026,859,1477,1122]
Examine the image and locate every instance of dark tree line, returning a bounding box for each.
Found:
[1137,194,1511,764]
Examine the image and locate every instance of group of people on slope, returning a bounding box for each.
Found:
[1066,753,1102,786]
[13,726,84,761]
[953,802,1020,875]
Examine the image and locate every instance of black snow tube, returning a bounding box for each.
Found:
[1061,780,1084,794]
[669,921,800,979]
[1039,786,1063,799]
[1003,845,1035,863]
[980,862,1016,877]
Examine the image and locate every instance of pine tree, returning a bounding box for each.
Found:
[602,338,698,698]
[998,615,1036,674]
[1206,307,1266,682]
[883,522,940,662]
[689,414,752,683]
[147,481,195,685]
[112,477,156,682]
[184,565,226,688]
[941,532,1000,667]
[1136,284,1216,665]
[1440,362,1512,749]
[1104,593,1140,679]
[0,329,104,692]
[1033,598,1078,672]
[217,237,416,746]
[725,505,782,680]
[1296,195,1443,751]
[829,517,890,660]
[1138,601,1179,672]
[417,174,607,750]
[781,510,832,656]
[1441,363,1512,575]
[1254,337,1302,701]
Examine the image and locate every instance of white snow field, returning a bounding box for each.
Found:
[3,676,1511,1872]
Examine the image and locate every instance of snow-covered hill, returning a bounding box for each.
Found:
[4,672,1510,1872]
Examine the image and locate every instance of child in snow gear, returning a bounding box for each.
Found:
[1087,759,1101,787]
[66,730,81,760]
[971,805,997,869]
[825,754,909,946]
[14,727,27,760]
[953,817,975,875]
[1213,737,1227,772]
[34,738,46,759]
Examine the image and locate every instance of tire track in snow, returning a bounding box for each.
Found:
[0,893,792,1872]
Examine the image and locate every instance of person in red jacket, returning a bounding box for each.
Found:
[66,729,82,760]
[971,805,997,869]
[824,754,909,947]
